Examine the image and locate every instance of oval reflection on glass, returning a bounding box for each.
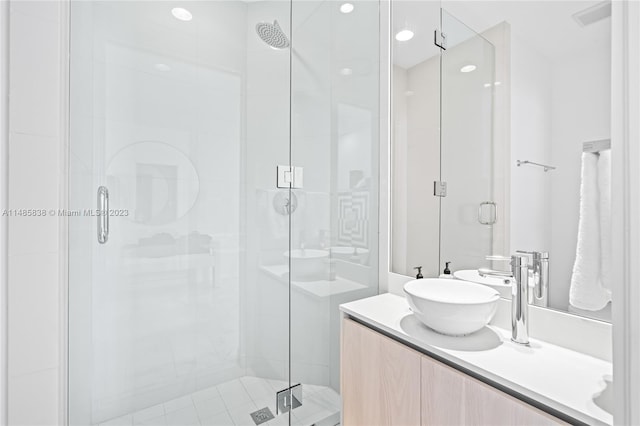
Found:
[107,141,200,225]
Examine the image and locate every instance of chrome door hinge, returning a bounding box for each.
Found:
[434,30,447,50]
[277,165,304,189]
[276,384,302,414]
[434,181,447,197]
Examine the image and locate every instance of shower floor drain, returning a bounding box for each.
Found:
[250,407,275,425]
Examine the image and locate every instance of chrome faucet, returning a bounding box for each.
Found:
[516,250,549,307]
[478,254,530,345]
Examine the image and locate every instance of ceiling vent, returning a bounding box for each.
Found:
[572,1,611,27]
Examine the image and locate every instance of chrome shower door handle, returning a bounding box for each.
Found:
[97,186,109,244]
[478,201,497,225]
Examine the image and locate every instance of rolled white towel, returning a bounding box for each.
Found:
[570,152,611,311]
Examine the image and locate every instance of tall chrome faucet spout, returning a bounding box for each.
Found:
[510,255,530,345]
[477,254,530,345]
[516,250,549,307]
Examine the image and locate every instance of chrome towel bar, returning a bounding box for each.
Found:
[516,160,556,172]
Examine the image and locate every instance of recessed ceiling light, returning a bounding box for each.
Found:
[171,7,192,21]
[460,64,477,73]
[340,3,354,14]
[484,83,492,88]
[154,63,171,72]
[494,81,502,86]
[395,30,414,42]
[405,90,414,96]
[340,68,353,76]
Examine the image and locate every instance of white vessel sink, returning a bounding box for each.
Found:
[330,246,369,264]
[284,249,329,281]
[404,278,500,336]
[453,269,513,298]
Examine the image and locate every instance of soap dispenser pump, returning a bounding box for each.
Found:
[439,262,452,278]
[413,266,424,279]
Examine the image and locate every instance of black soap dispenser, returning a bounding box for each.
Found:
[413,266,424,279]
[440,262,452,278]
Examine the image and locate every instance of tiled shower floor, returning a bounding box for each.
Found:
[97,376,341,426]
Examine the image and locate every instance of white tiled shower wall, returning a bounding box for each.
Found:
[7,1,65,425]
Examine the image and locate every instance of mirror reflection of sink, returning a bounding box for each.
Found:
[593,375,613,415]
[453,269,513,298]
[330,246,369,264]
[403,278,500,336]
[284,249,329,281]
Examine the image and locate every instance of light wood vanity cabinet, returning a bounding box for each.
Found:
[341,317,421,425]
[341,318,567,426]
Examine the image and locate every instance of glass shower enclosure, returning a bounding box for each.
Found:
[390,4,496,278]
[439,9,496,271]
[67,2,379,425]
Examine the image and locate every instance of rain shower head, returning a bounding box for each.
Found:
[256,20,290,49]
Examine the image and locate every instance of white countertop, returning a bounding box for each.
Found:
[340,293,613,426]
[260,265,368,298]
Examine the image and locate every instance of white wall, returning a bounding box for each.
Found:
[510,35,553,255]
[405,58,440,277]
[510,22,611,311]
[391,65,408,274]
[7,2,65,425]
[611,3,640,423]
[0,1,8,423]
[549,31,611,310]
[391,58,441,278]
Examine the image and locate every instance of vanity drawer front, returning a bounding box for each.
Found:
[421,355,464,425]
[421,353,567,426]
[463,375,567,426]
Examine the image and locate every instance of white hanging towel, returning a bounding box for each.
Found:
[569,152,611,311]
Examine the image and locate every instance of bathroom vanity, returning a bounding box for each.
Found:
[340,294,612,426]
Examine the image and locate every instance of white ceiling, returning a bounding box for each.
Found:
[393,0,611,69]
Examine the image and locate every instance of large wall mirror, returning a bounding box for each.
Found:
[391,1,612,321]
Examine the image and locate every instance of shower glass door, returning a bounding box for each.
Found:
[69,1,380,425]
[288,2,380,424]
[68,2,293,424]
[439,9,495,272]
